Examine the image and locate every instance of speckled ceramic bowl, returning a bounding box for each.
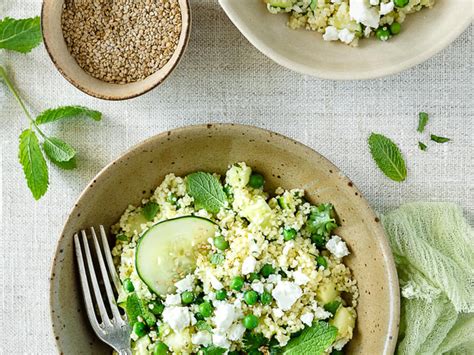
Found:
[50,124,399,354]
[41,0,191,100]
[219,0,473,80]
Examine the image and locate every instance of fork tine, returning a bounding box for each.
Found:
[99,225,123,293]
[90,227,123,322]
[74,233,103,336]
[81,230,112,327]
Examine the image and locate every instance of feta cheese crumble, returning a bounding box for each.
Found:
[326,235,350,258]
[272,281,303,311]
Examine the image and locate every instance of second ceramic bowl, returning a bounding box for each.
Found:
[50,124,399,354]
[220,0,473,80]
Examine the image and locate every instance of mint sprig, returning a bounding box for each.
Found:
[368,133,407,182]
[0,17,42,53]
[186,172,227,214]
[0,65,101,200]
[281,321,338,355]
[36,106,102,124]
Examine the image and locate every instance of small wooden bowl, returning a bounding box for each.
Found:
[41,0,191,100]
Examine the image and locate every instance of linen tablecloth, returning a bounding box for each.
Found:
[0,1,472,353]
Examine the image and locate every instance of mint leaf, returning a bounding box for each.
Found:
[18,129,49,200]
[281,321,338,355]
[35,106,102,125]
[430,134,450,144]
[142,201,160,221]
[0,17,42,53]
[186,172,227,214]
[125,293,156,327]
[199,346,226,355]
[417,112,429,133]
[43,137,76,164]
[368,133,407,182]
[418,141,427,151]
[53,156,77,170]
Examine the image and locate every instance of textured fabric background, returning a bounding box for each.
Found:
[0,0,472,353]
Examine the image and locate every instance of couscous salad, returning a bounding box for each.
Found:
[111,162,358,354]
[264,0,435,46]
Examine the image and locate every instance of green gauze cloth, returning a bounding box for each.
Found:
[382,202,474,355]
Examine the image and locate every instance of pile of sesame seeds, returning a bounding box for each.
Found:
[61,0,182,84]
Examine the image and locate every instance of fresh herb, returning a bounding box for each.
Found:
[368,133,407,182]
[430,134,450,144]
[124,293,156,327]
[198,345,227,355]
[281,321,338,355]
[0,17,42,53]
[306,203,338,245]
[36,106,101,124]
[142,201,160,221]
[418,141,427,151]
[243,332,268,352]
[195,320,213,333]
[210,253,225,265]
[324,300,341,315]
[186,172,227,214]
[116,234,129,242]
[0,66,101,199]
[310,0,317,11]
[417,112,429,133]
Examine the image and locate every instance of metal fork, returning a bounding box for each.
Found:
[74,226,132,355]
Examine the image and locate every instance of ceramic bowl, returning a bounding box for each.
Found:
[41,0,191,100]
[50,124,399,354]
[219,0,472,80]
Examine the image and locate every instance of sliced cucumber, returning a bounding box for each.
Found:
[135,216,218,296]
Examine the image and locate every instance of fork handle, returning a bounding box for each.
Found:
[118,349,132,355]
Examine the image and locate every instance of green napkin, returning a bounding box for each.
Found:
[382,202,474,355]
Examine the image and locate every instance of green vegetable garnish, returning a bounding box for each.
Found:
[186,172,227,214]
[153,342,169,355]
[418,141,427,151]
[376,27,390,41]
[417,112,429,133]
[122,278,135,292]
[324,300,341,315]
[214,235,229,251]
[0,17,42,53]
[132,321,147,337]
[230,276,245,291]
[248,173,265,189]
[260,291,273,305]
[283,228,297,241]
[316,255,328,269]
[148,300,164,315]
[198,345,227,355]
[199,302,214,317]
[142,201,160,221]
[394,0,409,7]
[281,321,338,355]
[260,264,275,277]
[368,133,407,182]
[430,134,451,143]
[125,293,156,327]
[244,290,259,305]
[306,203,338,247]
[243,314,259,329]
[210,253,225,265]
[390,22,401,35]
[181,291,195,304]
[215,289,227,300]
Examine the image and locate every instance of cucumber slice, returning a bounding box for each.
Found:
[136,216,218,295]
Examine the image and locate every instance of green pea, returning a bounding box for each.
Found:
[311,234,326,248]
[247,272,260,282]
[181,291,195,304]
[230,276,245,291]
[198,302,214,318]
[260,264,275,278]
[283,228,297,241]
[260,291,273,305]
[133,322,147,337]
[244,290,259,305]
[390,22,401,35]
[376,27,390,41]
[243,314,259,330]
[122,278,134,292]
[154,341,169,355]
[316,255,328,269]
[149,300,165,315]
[215,289,227,301]
[324,300,341,315]
[214,236,229,251]
[248,173,264,189]
[394,0,409,7]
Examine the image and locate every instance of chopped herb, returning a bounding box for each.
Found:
[418,141,427,151]
[142,201,159,221]
[210,253,225,265]
[417,112,429,133]
[430,134,450,144]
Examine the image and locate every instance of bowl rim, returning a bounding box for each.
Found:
[41,0,192,100]
[219,0,473,80]
[49,123,400,354]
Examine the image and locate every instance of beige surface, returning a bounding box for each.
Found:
[41,0,191,100]
[220,0,473,79]
[50,124,399,354]
[0,0,472,354]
